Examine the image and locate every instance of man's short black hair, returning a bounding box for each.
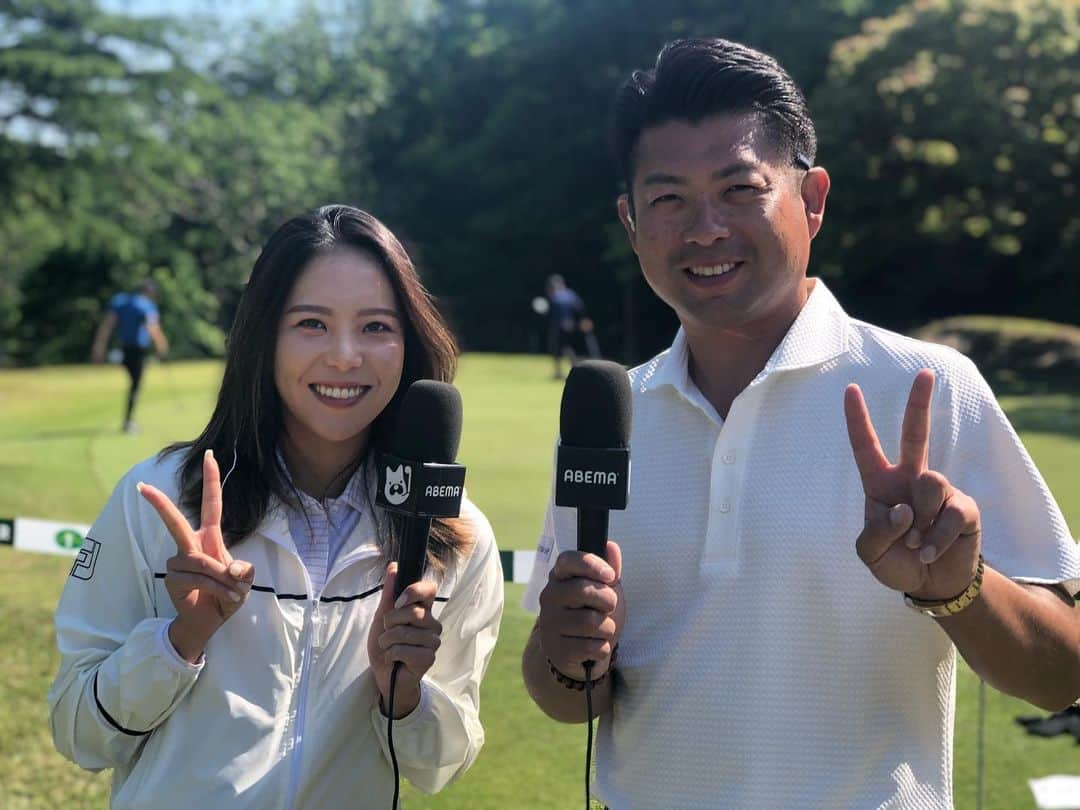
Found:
[611,38,817,191]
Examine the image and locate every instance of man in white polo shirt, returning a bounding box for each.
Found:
[521,38,1080,809]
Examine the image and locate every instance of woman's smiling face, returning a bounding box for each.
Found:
[273,247,405,460]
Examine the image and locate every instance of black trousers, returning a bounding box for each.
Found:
[121,345,147,425]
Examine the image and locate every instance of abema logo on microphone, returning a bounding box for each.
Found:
[384,464,412,505]
[562,468,619,485]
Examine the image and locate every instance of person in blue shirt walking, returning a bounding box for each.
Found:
[545,274,599,379]
[91,279,170,433]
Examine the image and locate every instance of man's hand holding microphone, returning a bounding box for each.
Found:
[525,361,631,722]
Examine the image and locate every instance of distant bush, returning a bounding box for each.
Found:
[913,316,1080,394]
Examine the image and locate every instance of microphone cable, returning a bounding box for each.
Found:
[550,647,618,807]
[583,661,595,810]
[387,660,403,810]
[375,378,466,809]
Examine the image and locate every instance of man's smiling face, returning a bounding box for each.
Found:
[618,113,829,340]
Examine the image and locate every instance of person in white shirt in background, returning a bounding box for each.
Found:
[50,204,504,809]
[521,38,1080,809]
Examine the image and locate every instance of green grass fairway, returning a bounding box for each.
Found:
[1,356,1077,809]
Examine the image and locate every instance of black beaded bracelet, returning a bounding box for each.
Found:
[547,644,619,691]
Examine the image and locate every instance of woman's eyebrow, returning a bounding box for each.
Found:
[284,304,401,318]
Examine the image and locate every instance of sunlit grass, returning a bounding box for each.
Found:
[1,356,1076,808]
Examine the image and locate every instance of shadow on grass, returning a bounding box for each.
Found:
[915,317,1080,399]
[18,427,107,441]
[1002,400,1080,438]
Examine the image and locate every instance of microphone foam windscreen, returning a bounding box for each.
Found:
[559,360,631,449]
[391,380,463,463]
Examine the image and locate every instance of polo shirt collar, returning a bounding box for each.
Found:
[336,461,370,514]
[641,278,850,402]
[755,278,849,377]
[639,327,693,394]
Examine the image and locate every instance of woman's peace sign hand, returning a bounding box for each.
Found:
[137,449,255,662]
[844,369,982,602]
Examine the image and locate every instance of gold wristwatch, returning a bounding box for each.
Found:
[904,555,985,618]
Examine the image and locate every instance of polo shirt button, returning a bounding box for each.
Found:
[719,500,731,514]
[722,452,736,464]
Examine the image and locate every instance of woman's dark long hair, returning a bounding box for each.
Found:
[162,205,466,570]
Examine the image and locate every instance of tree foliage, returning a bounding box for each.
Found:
[0,0,343,364]
[812,0,1078,329]
[353,0,905,360]
[2,0,1074,366]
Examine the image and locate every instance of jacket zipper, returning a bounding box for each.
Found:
[279,542,380,808]
[283,591,318,808]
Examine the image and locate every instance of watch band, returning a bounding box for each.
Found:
[905,555,985,618]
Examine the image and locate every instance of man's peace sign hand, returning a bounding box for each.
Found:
[844,369,982,602]
[137,449,255,662]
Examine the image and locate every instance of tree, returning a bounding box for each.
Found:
[352,0,905,361]
[2,1,346,364]
[0,0,199,362]
[812,0,1079,329]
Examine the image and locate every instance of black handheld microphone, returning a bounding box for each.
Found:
[555,360,632,557]
[556,361,631,810]
[376,380,466,598]
[374,380,466,809]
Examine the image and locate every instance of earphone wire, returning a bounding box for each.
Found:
[220,439,239,493]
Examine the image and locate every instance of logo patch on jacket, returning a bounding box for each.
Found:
[70,537,101,581]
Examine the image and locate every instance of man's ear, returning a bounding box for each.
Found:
[801,167,830,241]
[617,194,638,251]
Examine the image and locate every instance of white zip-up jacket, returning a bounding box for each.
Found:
[49,452,503,808]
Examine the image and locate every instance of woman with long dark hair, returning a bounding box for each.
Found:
[49,205,503,807]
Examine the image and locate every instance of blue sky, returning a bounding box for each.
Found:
[95,1,330,70]
[98,0,309,23]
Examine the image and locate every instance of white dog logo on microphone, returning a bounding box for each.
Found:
[384,464,412,505]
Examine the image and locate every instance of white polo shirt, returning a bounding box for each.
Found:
[524,279,1079,809]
